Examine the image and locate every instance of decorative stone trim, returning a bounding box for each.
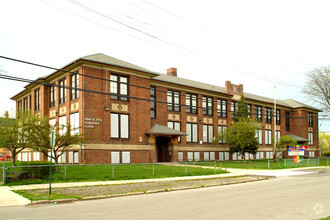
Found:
[187,116,197,123]
[112,103,128,112]
[218,119,227,125]
[203,117,213,124]
[168,114,180,121]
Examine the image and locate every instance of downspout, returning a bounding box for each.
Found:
[80,66,84,164]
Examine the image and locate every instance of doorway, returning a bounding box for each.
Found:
[156,137,171,162]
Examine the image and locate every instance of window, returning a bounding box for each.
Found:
[217,126,227,143]
[150,87,156,118]
[309,151,315,157]
[49,86,56,108]
[247,104,252,118]
[308,132,313,145]
[285,111,290,131]
[167,90,180,111]
[265,130,272,145]
[186,123,198,143]
[33,152,40,161]
[111,151,120,164]
[203,124,213,143]
[49,118,56,127]
[168,121,181,142]
[276,109,281,125]
[194,152,200,161]
[122,151,131,164]
[217,99,227,118]
[70,112,79,135]
[110,75,128,101]
[23,97,28,111]
[71,73,79,100]
[187,152,193,161]
[204,152,210,161]
[255,129,262,144]
[265,107,272,123]
[35,88,40,111]
[276,130,280,142]
[59,78,67,104]
[178,152,183,162]
[186,93,198,114]
[308,112,313,127]
[111,113,129,138]
[202,96,213,116]
[255,105,262,122]
[231,101,238,118]
[59,116,67,135]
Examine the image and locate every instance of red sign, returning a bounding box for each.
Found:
[301,145,307,150]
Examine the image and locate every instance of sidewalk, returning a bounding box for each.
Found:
[0,166,327,207]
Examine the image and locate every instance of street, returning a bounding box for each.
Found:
[1,172,329,220]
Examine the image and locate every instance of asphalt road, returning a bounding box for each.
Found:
[2,172,329,220]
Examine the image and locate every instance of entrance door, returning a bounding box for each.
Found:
[156,137,171,162]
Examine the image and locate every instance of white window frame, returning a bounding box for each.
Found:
[178,152,183,162]
[70,112,79,135]
[203,124,213,143]
[59,115,67,135]
[122,151,131,164]
[265,130,272,145]
[204,152,210,161]
[111,113,129,139]
[111,151,120,164]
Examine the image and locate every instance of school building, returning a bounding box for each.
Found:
[11,53,320,163]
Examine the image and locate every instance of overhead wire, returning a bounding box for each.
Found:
[64,0,307,89]
[1,73,327,121]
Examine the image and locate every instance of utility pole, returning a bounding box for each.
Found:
[273,86,277,160]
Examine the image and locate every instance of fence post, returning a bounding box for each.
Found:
[64,164,67,180]
[327,158,329,166]
[214,161,216,172]
[307,159,309,166]
[268,160,270,169]
[318,157,320,166]
[185,162,187,175]
[278,159,280,168]
[284,159,286,168]
[153,163,155,176]
[2,164,5,185]
[112,165,115,178]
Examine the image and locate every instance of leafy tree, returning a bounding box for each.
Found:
[303,66,330,111]
[0,111,38,166]
[275,135,297,159]
[29,117,84,172]
[233,95,250,122]
[214,95,259,160]
[319,132,330,156]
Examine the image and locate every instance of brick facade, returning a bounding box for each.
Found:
[11,53,321,163]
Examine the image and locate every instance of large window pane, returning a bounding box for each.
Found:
[120,114,129,138]
[111,113,119,138]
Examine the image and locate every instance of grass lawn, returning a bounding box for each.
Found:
[184,158,330,169]
[1,163,227,186]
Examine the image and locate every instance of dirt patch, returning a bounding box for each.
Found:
[19,176,271,200]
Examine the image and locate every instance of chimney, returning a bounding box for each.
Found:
[225,81,243,95]
[167,68,177,77]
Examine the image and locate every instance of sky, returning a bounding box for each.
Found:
[0,0,329,131]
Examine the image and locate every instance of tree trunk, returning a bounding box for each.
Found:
[12,152,16,166]
[55,157,59,173]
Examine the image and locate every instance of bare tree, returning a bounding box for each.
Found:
[303,66,330,111]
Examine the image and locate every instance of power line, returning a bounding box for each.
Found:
[0,55,306,108]
[0,73,324,120]
[59,0,307,89]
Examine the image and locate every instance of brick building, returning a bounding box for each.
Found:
[11,53,320,163]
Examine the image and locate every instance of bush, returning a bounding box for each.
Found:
[21,161,55,179]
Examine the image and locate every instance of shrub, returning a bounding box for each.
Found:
[21,161,55,179]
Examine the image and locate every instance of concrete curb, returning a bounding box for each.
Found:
[27,176,271,206]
